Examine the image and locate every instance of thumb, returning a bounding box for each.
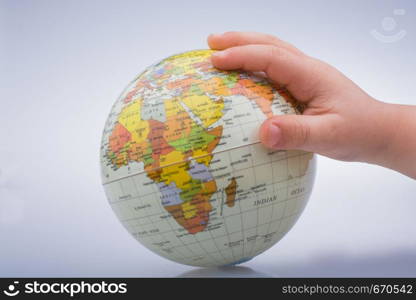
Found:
[259,114,329,151]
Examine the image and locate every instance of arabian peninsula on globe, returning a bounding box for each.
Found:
[100,49,316,267]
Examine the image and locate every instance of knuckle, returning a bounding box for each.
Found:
[227,46,241,57]
[296,57,326,99]
[268,45,287,59]
[307,58,332,88]
[293,119,310,147]
[267,34,280,42]
[265,46,290,73]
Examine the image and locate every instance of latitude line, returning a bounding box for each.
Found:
[125,187,309,240]
[115,168,311,225]
[105,151,308,202]
[103,141,265,185]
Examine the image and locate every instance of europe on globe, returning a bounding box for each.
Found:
[100,50,316,267]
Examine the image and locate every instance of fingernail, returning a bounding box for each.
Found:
[212,50,227,59]
[267,122,283,149]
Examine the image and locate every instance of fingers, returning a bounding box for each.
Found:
[259,114,334,152]
[211,44,321,101]
[208,31,303,55]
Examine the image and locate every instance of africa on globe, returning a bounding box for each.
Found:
[100,50,316,267]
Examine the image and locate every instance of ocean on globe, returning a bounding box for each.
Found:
[100,50,316,267]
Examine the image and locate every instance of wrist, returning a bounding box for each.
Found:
[365,100,416,178]
[362,99,400,166]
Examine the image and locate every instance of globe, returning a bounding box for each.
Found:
[100,50,316,267]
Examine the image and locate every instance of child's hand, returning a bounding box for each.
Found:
[208,32,416,179]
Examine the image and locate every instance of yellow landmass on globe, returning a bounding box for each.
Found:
[118,100,150,145]
[182,95,224,128]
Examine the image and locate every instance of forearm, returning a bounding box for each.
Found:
[369,102,416,179]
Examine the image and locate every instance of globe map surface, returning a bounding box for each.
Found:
[100,50,316,267]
